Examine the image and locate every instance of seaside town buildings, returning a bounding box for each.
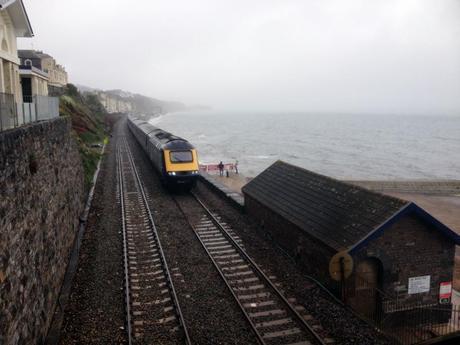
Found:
[18,50,67,86]
[18,50,68,96]
[0,0,33,106]
[0,1,62,131]
[242,161,460,321]
[97,91,133,113]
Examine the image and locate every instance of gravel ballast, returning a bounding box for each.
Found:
[194,179,391,345]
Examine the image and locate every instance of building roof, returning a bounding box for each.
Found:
[242,161,460,252]
[0,0,33,37]
[18,50,53,60]
[18,49,41,59]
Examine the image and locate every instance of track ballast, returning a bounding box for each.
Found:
[117,137,191,345]
[174,192,334,345]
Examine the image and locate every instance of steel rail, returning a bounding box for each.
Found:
[191,191,327,345]
[172,196,266,345]
[116,143,133,345]
[123,137,192,345]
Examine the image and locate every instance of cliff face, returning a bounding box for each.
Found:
[95,89,188,116]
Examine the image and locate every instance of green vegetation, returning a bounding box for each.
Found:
[60,84,108,190]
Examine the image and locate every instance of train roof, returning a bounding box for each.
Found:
[129,116,194,149]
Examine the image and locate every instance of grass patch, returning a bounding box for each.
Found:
[61,84,109,191]
[79,143,102,190]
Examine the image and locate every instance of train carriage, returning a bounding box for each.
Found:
[127,115,199,188]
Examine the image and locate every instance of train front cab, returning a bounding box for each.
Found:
[163,141,199,187]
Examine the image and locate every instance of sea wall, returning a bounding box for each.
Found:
[0,117,85,344]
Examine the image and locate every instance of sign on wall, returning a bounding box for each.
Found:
[439,281,452,304]
[408,275,431,294]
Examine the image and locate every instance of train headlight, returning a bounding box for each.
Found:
[168,171,176,176]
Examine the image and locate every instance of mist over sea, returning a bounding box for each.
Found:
[150,112,460,180]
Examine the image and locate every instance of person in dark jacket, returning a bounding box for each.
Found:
[218,161,224,176]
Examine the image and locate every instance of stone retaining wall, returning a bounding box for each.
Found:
[0,117,85,344]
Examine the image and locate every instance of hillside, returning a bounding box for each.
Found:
[106,89,188,115]
[76,84,209,118]
[60,84,107,189]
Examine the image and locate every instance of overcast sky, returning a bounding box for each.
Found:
[18,0,460,114]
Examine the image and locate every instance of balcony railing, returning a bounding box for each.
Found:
[0,93,60,131]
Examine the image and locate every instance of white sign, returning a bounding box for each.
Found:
[439,281,452,304]
[408,275,431,294]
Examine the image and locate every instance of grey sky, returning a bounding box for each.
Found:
[19,0,460,114]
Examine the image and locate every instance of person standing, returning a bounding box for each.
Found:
[218,161,224,176]
[234,160,239,174]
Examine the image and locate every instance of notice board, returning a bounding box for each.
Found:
[408,275,430,294]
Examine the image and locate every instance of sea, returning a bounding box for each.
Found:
[149,111,460,180]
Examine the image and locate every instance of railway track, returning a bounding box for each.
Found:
[174,192,333,345]
[117,137,191,345]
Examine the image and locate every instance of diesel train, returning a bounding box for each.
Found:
[127,115,199,188]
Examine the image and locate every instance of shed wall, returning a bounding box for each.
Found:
[244,195,336,284]
[245,194,456,312]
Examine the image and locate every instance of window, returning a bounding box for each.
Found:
[170,151,193,163]
[25,59,32,66]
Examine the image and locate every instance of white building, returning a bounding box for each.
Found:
[0,1,59,131]
[0,0,33,100]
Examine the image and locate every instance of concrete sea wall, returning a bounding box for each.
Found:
[0,118,85,344]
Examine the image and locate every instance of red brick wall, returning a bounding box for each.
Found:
[354,213,455,308]
[245,195,456,310]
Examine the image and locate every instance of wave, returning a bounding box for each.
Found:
[148,113,167,125]
[248,155,272,160]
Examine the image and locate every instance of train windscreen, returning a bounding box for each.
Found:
[170,150,193,163]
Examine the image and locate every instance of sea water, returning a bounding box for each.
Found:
[150,112,460,179]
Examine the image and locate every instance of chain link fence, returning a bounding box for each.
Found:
[335,273,460,344]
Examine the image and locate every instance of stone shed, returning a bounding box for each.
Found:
[242,161,460,317]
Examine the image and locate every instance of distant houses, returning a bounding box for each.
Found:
[97,90,133,113]
[0,0,66,131]
[18,49,68,95]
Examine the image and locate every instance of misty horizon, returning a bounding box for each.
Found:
[18,0,460,115]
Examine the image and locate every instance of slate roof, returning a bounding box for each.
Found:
[18,50,40,59]
[242,161,409,251]
[18,50,52,60]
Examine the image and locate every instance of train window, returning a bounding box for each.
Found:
[170,151,193,163]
